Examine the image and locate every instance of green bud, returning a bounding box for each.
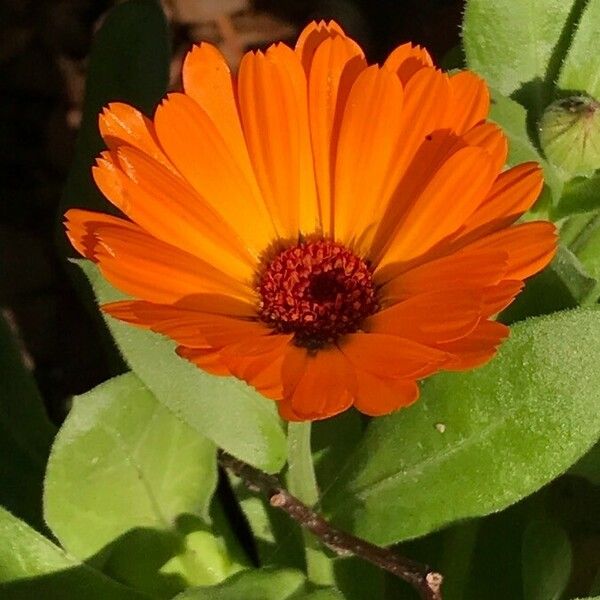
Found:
[539,95,600,178]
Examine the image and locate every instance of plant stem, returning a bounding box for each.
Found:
[218,449,443,600]
[286,421,334,586]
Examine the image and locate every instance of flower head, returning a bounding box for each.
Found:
[65,21,557,421]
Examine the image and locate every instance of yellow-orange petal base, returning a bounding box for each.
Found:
[65,20,557,421]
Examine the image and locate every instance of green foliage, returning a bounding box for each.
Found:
[558,0,600,99]
[323,309,600,545]
[77,260,287,473]
[0,507,150,600]
[0,315,55,531]
[43,373,238,597]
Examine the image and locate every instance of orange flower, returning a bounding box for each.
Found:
[65,21,557,421]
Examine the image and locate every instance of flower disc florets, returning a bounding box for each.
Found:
[258,239,378,349]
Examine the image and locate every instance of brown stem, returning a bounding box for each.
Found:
[218,449,443,600]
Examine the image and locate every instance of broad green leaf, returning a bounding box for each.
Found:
[463,0,578,110]
[77,260,286,472]
[522,519,572,600]
[323,309,600,545]
[558,0,600,99]
[58,0,169,244]
[173,568,306,600]
[0,314,55,530]
[554,173,600,218]
[44,373,232,596]
[0,506,149,600]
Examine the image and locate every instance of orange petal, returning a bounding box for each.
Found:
[153,93,275,254]
[65,209,254,305]
[459,163,544,240]
[182,43,252,176]
[437,320,509,370]
[368,289,482,344]
[340,333,448,379]
[381,247,508,301]
[377,146,496,267]
[237,44,318,237]
[461,122,508,173]
[482,280,524,315]
[443,71,490,135]
[280,346,355,421]
[308,34,366,235]
[93,149,255,281]
[104,300,266,348]
[176,346,231,376]
[333,65,405,244]
[65,208,138,258]
[462,221,557,280]
[295,20,347,72]
[221,334,293,400]
[353,372,419,416]
[383,42,433,85]
[98,103,172,170]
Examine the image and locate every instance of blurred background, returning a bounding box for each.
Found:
[0,0,463,424]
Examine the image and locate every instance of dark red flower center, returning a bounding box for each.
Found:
[257,239,378,349]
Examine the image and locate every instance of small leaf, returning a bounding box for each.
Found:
[44,373,231,596]
[0,314,55,530]
[173,568,306,600]
[522,519,572,600]
[323,308,600,545]
[0,506,149,599]
[558,0,600,100]
[554,173,600,218]
[76,260,287,473]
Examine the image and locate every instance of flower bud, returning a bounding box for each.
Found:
[539,95,600,178]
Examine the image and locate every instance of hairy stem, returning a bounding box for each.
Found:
[218,449,443,600]
[286,421,334,585]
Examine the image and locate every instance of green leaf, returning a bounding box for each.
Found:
[44,373,232,596]
[173,568,306,600]
[558,0,600,99]
[555,173,600,218]
[522,519,572,600]
[76,260,286,473]
[58,0,169,242]
[323,308,600,545]
[0,506,150,600]
[0,313,55,530]
[463,0,578,110]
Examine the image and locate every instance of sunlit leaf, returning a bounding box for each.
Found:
[323,309,600,545]
[76,260,287,473]
[463,0,579,111]
[44,373,234,597]
[558,0,600,99]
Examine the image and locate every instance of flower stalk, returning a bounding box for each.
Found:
[218,448,443,600]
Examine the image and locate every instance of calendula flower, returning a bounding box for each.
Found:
[66,21,557,421]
